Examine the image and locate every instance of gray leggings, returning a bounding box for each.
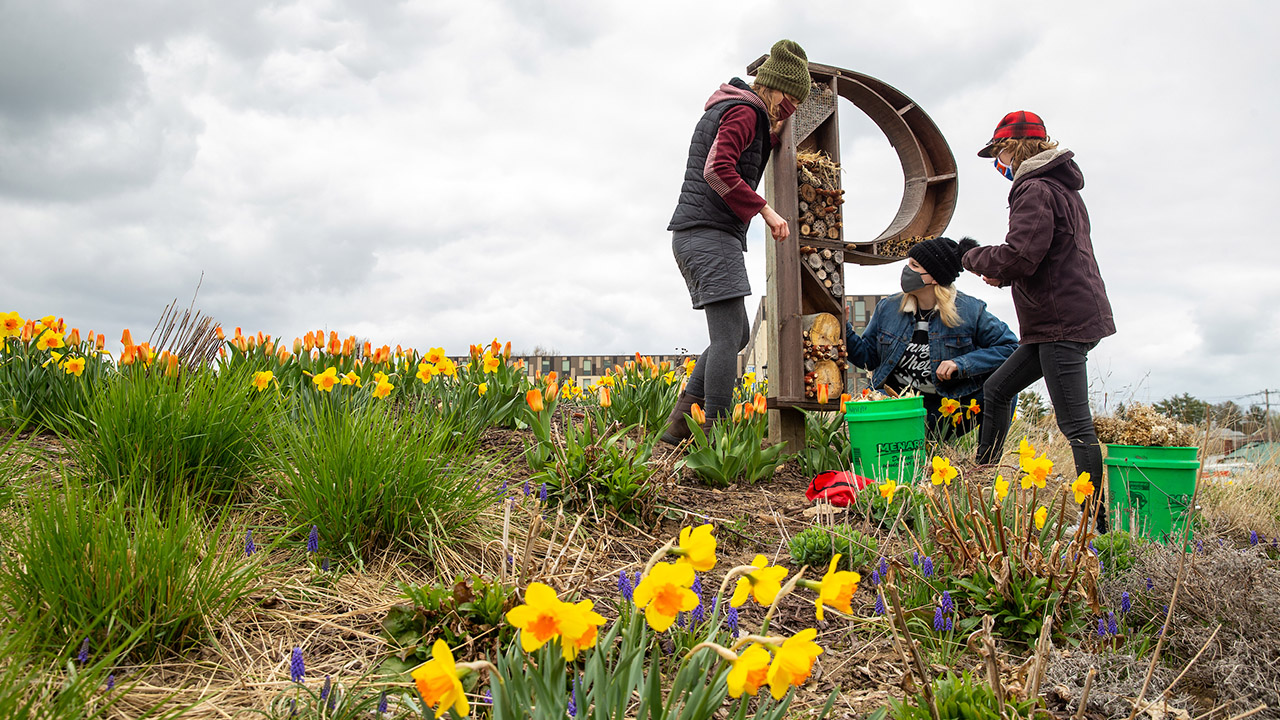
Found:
[683,297,751,418]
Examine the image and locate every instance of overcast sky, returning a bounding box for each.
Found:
[2,1,1276,408]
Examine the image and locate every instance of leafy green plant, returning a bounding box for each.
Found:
[875,670,1039,720]
[268,403,495,561]
[679,410,789,487]
[1,477,263,657]
[595,355,680,436]
[0,323,111,433]
[1093,531,1144,574]
[855,481,918,529]
[534,412,658,519]
[795,409,850,476]
[380,575,518,675]
[788,524,879,572]
[71,364,275,504]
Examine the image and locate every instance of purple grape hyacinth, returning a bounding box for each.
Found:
[941,590,954,614]
[289,647,305,683]
[874,592,885,616]
[1122,591,1131,614]
[617,570,633,601]
[879,556,888,578]
[307,525,319,554]
[378,689,388,714]
[78,637,90,664]
[945,617,953,632]
[922,556,934,578]
[913,550,920,566]
[871,568,880,586]
[933,607,944,631]
[245,529,256,557]
[540,482,548,502]
[1251,530,1259,546]
[320,675,331,702]
[1097,617,1108,637]
[1108,611,1118,636]
[567,677,579,716]
[106,674,115,691]
[1147,577,1154,591]
[726,605,739,635]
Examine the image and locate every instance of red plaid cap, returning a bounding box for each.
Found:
[977,111,1047,157]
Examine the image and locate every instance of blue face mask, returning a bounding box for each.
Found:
[994,156,1014,181]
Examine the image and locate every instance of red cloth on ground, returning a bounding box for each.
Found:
[805,471,875,507]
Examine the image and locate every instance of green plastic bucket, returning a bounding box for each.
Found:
[1104,444,1199,545]
[845,396,926,483]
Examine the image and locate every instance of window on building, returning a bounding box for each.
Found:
[583,359,592,373]
[562,359,570,373]
[541,357,551,373]
[855,300,866,322]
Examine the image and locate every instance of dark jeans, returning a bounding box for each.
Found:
[683,297,750,419]
[976,341,1107,531]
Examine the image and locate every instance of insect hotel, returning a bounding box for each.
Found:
[747,57,958,449]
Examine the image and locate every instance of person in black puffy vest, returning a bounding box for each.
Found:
[660,40,811,446]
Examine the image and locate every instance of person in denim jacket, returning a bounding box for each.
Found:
[845,237,1018,435]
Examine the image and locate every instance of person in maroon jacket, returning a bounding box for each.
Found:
[961,111,1116,531]
[660,40,812,445]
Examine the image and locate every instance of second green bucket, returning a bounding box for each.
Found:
[845,395,927,483]
[1104,444,1200,546]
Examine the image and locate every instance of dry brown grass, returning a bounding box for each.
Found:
[1200,463,1280,541]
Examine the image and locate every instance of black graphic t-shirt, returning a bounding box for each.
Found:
[887,310,936,394]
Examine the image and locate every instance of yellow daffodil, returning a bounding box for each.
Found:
[1021,453,1052,490]
[633,562,699,632]
[341,372,362,387]
[63,357,86,377]
[477,382,487,396]
[1071,472,1095,504]
[879,479,898,503]
[252,370,274,391]
[1034,506,1048,530]
[434,356,457,377]
[373,371,388,384]
[766,629,822,700]
[966,399,981,417]
[727,644,772,698]
[814,555,860,621]
[931,456,958,486]
[560,599,606,661]
[411,640,467,719]
[373,379,394,399]
[1018,437,1036,470]
[683,357,696,374]
[526,389,544,412]
[0,311,22,339]
[416,363,436,384]
[743,371,756,386]
[506,582,586,653]
[482,351,501,374]
[675,524,717,572]
[36,330,65,352]
[425,347,447,365]
[663,370,676,385]
[993,475,1010,502]
[730,554,789,608]
[313,366,339,392]
[939,397,961,417]
[596,375,615,388]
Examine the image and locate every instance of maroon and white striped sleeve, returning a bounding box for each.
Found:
[703,106,768,223]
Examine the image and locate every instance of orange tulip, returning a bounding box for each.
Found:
[732,403,744,423]
[839,393,852,413]
[20,321,33,342]
[164,353,180,377]
[363,341,372,357]
[547,371,558,384]
[754,393,768,416]
[328,335,341,356]
[120,345,136,366]
[526,389,544,412]
[599,385,612,408]
[66,328,80,346]
[742,401,755,419]
[215,326,225,341]
[504,341,512,358]
[514,359,526,370]
[95,333,105,352]
[816,383,829,404]
[544,381,559,403]
[121,329,134,347]
[691,403,706,425]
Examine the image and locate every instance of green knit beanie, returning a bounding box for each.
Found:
[755,39,811,103]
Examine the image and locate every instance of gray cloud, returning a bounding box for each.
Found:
[1,0,1276,407]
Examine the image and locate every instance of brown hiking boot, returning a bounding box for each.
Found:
[659,391,704,445]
